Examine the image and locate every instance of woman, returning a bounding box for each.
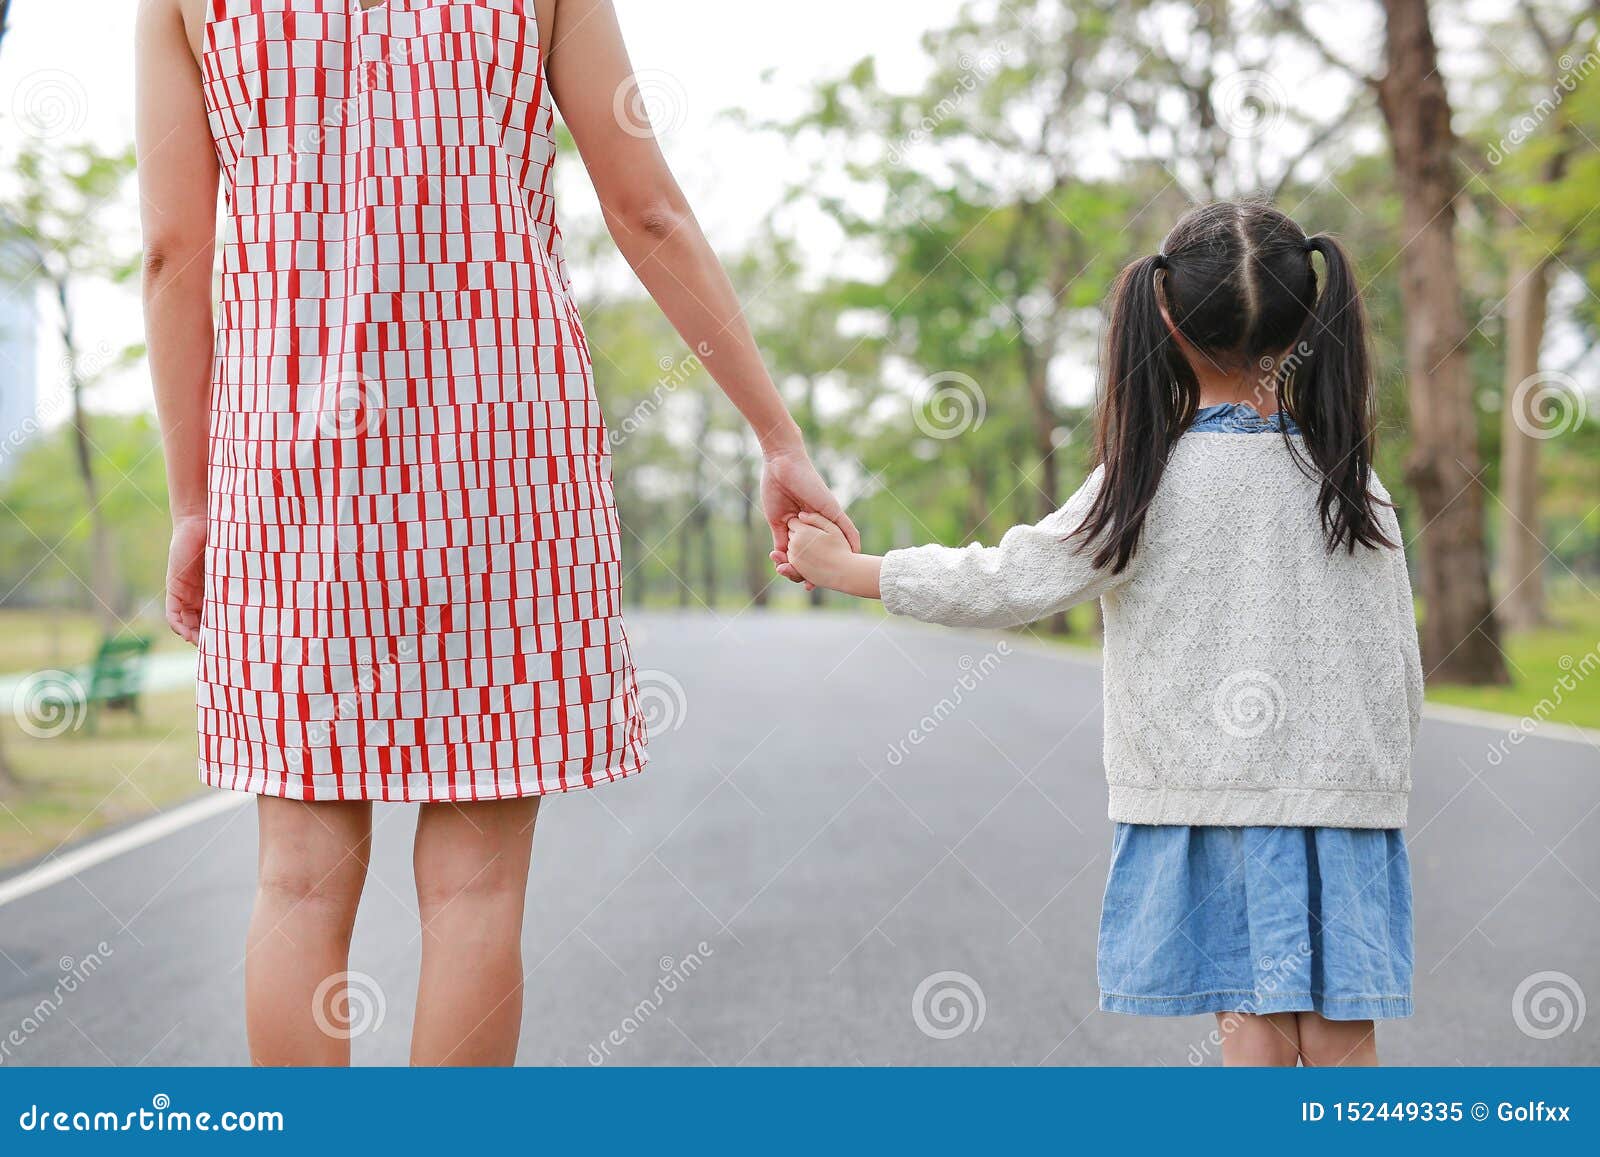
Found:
[136,0,853,1065]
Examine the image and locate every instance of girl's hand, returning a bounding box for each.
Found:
[783,512,884,600]
[165,515,207,645]
[762,449,859,585]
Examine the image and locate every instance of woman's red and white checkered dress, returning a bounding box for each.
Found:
[195,0,648,800]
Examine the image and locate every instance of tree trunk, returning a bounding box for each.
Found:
[1376,0,1507,685]
[1496,237,1551,632]
[700,507,717,609]
[0,735,20,798]
[1008,191,1077,637]
[57,278,125,630]
[1019,340,1069,636]
[741,449,770,608]
[616,501,645,607]
[679,394,714,610]
[799,377,825,609]
[676,497,697,611]
[966,458,993,535]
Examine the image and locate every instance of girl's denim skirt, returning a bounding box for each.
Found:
[1097,824,1413,1020]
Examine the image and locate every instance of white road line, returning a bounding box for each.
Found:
[0,791,251,909]
[1420,702,1600,747]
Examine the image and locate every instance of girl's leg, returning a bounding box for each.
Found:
[410,797,541,1066]
[1297,1013,1378,1066]
[1214,1011,1301,1066]
[246,797,373,1066]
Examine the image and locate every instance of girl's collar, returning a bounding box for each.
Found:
[1190,402,1301,435]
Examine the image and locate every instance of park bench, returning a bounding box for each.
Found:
[82,635,154,733]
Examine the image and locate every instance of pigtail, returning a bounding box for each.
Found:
[1281,234,1395,553]
[1073,254,1198,573]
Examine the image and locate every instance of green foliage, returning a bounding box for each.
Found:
[0,415,170,612]
[0,137,140,286]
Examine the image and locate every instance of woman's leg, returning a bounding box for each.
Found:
[1214,1011,1301,1066]
[1297,1013,1379,1066]
[410,797,540,1066]
[246,797,373,1066]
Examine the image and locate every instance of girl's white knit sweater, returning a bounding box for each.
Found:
[878,431,1421,829]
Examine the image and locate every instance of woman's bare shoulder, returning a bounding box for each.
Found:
[139,0,209,63]
[179,0,209,58]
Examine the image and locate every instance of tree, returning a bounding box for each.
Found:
[0,140,142,633]
[1374,0,1507,682]
[1369,0,1504,684]
[1272,0,1509,683]
[1476,1,1599,629]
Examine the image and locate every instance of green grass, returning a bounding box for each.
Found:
[1426,586,1600,728]
[0,610,200,866]
[0,689,204,868]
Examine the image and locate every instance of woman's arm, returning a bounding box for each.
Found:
[540,0,858,565]
[135,0,220,641]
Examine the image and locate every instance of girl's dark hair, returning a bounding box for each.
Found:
[1073,199,1393,574]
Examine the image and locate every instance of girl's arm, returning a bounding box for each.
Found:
[787,472,1129,629]
[541,0,858,565]
[136,0,221,642]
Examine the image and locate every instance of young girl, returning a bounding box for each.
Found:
[778,200,1421,1067]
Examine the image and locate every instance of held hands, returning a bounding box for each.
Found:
[783,512,853,587]
[778,512,884,601]
[761,447,859,587]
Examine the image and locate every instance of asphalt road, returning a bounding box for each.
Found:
[2,613,1597,1066]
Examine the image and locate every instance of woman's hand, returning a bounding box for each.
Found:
[783,513,883,600]
[165,515,207,645]
[762,449,860,584]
